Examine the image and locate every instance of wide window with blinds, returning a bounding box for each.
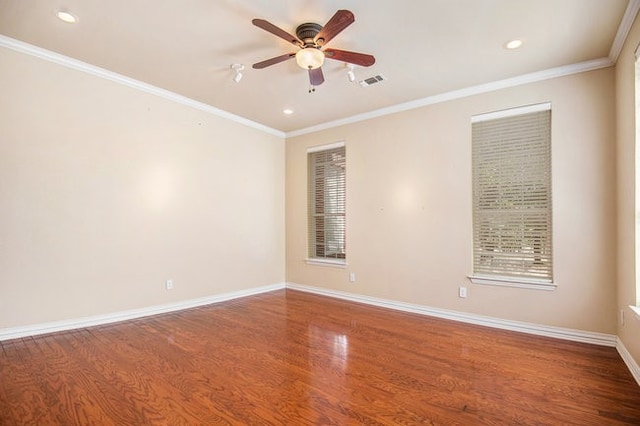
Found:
[307,142,346,264]
[471,103,553,288]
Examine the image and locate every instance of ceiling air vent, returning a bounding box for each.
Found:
[359,74,387,87]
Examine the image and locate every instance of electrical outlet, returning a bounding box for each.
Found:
[166,279,173,290]
[349,272,356,283]
[459,286,467,298]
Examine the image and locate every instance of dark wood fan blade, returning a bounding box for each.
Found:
[324,48,375,67]
[252,53,295,69]
[309,68,325,86]
[314,10,354,46]
[252,19,301,46]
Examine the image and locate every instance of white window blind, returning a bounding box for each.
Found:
[308,144,346,261]
[472,106,552,283]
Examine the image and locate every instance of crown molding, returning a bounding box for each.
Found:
[0,18,624,142]
[609,0,640,62]
[0,35,285,139]
[285,0,637,138]
[285,57,613,138]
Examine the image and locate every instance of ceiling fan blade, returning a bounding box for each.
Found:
[252,53,295,69]
[252,19,302,46]
[309,68,325,86]
[324,48,375,67]
[314,10,354,46]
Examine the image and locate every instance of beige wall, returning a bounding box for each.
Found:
[0,46,285,328]
[617,13,640,363]
[287,68,617,334]
[0,32,624,344]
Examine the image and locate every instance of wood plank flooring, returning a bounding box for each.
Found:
[1,289,640,425]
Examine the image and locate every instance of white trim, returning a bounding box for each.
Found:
[305,258,348,268]
[610,0,640,62]
[0,33,617,140]
[617,337,640,386]
[630,305,640,319]
[2,281,632,379]
[0,35,285,139]
[468,275,557,291]
[0,282,285,341]
[285,283,616,347]
[471,102,551,123]
[306,141,345,153]
[285,58,612,138]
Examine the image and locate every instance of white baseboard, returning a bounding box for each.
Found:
[616,337,640,386]
[0,282,285,341]
[286,283,618,347]
[2,281,628,365]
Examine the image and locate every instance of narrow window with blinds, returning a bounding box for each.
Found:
[471,104,553,288]
[307,143,346,264]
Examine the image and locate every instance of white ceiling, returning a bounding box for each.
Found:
[0,0,633,134]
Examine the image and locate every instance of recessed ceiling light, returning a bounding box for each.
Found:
[283,109,294,115]
[504,39,523,50]
[56,10,78,23]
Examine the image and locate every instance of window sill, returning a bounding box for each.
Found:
[629,305,640,320]
[306,258,347,268]
[468,275,556,291]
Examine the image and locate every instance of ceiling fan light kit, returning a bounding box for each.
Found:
[295,48,324,70]
[251,10,375,90]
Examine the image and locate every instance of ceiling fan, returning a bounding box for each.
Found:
[251,10,375,90]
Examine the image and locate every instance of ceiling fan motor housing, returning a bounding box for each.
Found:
[296,22,323,46]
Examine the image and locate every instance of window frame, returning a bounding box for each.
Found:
[306,141,347,267]
[633,44,640,315]
[468,103,555,290]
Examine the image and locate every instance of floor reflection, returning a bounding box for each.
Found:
[308,324,349,372]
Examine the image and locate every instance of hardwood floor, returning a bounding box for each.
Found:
[1,289,639,425]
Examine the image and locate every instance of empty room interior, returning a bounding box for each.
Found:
[3,0,640,424]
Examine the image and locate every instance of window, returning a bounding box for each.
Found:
[307,142,346,264]
[470,103,553,289]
